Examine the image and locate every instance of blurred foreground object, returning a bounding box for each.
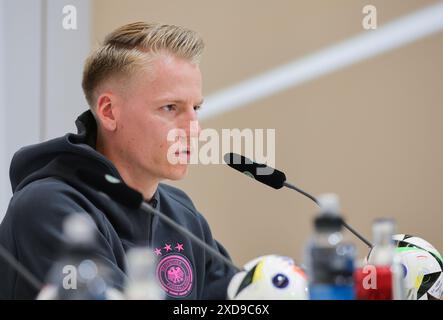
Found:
[227,255,307,300]
[124,247,164,300]
[393,234,443,300]
[356,219,405,300]
[37,214,123,300]
[305,194,356,300]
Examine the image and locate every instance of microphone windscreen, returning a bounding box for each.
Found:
[76,168,143,210]
[223,153,286,189]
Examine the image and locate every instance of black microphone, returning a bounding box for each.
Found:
[76,168,241,272]
[224,153,373,248]
[223,152,286,189]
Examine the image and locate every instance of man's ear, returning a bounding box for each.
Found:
[96,93,117,131]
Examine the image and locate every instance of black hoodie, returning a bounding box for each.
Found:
[0,110,237,299]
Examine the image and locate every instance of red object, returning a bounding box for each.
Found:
[355,266,393,300]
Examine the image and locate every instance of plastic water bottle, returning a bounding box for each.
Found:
[38,213,123,300]
[305,194,356,300]
[124,247,164,300]
[355,218,405,300]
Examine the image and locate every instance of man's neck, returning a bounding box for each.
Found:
[117,166,159,201]
[96,135,158,201]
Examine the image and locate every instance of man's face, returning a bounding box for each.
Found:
[111,53,203,182]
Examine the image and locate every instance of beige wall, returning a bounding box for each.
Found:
[92,0,443,266]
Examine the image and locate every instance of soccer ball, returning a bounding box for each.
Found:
[393,234,441,260]
[364,234,443,300]
[393,234,443,300]
[227,255,308,300]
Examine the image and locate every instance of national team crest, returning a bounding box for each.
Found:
[154,243,193,297]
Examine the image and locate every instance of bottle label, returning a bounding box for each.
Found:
[309,284,355,300]
[355,266,393,300]
[309,246,355,283]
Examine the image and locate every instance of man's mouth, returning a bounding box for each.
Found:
[175,150,190,156]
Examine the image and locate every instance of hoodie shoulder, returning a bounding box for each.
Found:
[6,177,89,227]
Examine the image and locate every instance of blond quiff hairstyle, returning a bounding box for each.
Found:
[82,22,205,108]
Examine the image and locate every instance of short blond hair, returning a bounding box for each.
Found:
[82,22,205,108]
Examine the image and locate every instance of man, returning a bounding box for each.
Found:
[0,22,237,299]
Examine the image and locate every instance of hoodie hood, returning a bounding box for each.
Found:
[10,110,122,193]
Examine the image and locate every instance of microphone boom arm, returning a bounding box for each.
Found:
[141,202,241,272]
[283,181,373,248]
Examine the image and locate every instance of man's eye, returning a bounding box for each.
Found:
[162,104,176,112]
[194,105,201,112]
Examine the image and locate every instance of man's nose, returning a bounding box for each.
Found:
[182,109,201,137]
[184,119,201,139]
